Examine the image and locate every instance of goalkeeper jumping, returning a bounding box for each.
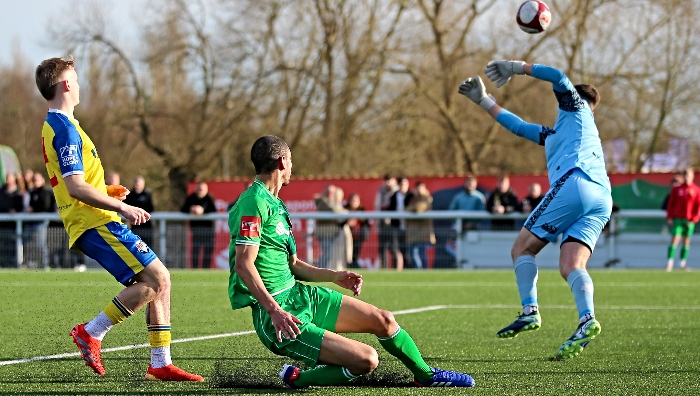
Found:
[459,61,612,359]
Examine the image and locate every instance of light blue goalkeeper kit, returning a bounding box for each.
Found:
[494,64,612,321]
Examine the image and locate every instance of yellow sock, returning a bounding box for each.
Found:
[103,297,134,325]
[148,325,172,347]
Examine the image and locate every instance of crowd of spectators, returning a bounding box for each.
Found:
[5,166,676,272]
[309,173,553,270]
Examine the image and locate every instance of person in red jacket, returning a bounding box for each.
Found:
[666,168,700,271]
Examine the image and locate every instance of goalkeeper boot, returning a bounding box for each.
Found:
[70,323,105,376]
[556,318,602,359]
[279,364,307,389]
[145,364,204,381]
[414,367,475,387]
[496,311,541,338]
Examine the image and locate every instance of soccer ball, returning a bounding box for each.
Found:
[516,0,551,34]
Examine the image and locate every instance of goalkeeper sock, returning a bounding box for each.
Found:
[377,325,434,383]
[86,297,133,340]
[567,269,595,321]
[680,246,690,261]
[294,365,359,387]
[148,324,172,368]
[514,255,538,308]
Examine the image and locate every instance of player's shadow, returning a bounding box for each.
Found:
[211,358,414,389]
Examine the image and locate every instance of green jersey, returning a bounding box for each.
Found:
[228,179,297,309]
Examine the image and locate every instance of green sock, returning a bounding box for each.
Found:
[377,326,434,383]
[668,245,677,260]
[681,246,689,260]
[294,364,359,387]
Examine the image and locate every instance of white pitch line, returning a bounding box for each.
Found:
[3,303,700,367]
[0,305,447,367]
[0,330,256,367]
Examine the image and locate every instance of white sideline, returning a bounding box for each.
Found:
[2,303,700,367]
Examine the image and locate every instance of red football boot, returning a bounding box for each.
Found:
[70,323,105,376]
[145,364,204,382]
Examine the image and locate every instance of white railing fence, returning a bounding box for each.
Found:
[0,210,683,270]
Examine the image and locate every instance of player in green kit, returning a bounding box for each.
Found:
[228,136,475,388]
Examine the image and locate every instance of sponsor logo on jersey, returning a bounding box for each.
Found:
[240,216,261,237]
[135,240,150,254]
[59,145,79,167]
[275,221,290,236]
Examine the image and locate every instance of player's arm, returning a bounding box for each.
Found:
[692,188,700,223]
[235,244,302,341]
[63,175,150,225]
[458,76,547,145]
[484,60,572,93]
[289,254,362,296]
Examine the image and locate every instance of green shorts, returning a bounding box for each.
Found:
[251,282,343,367]
[670,219,696,237]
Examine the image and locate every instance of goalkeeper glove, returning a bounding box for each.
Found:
[484,60,526,88]
[458,76,496,111]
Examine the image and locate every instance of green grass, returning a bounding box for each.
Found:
[1,269,699,395]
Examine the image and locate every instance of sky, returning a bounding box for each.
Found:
[2,0,144,66]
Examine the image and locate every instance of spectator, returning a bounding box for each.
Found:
[374,174,398,268]
[23,168,34,210]
[314,184,344,268]
[25,173,54,268]
[661,171,684,211]
[105,171,120,186]
[665,168,700,271]
[486,175,520,230]
[15,172,28,212]
[449,174,486,231]
[124,176,155,247]
[181,182,217,269]
[388,177,413,270]
[521,182,544,214]
[344,193,370,269]
[330,187,352,270]
[0,174,24,267]
[406,181,436,269]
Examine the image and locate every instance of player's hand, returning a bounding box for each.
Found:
[107,185,130,201]
[484,60,526,88]
[120,205,150,225]
[269,307,303,342]
[458,76,495,111]
[667,219,673,228]
[333,271,363,296]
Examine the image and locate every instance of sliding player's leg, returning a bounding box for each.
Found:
[334,296,475,387]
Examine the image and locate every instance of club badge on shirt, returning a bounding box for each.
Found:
[240,216,262,237]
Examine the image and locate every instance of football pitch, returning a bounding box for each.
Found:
[1,269,699,395]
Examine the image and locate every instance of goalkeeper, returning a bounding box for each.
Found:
[458,61,612,359]
[228,136,474,388]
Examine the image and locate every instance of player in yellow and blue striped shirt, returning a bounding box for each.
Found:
[36,56,202,382]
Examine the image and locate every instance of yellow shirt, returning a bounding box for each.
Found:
[41,109,121,247]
